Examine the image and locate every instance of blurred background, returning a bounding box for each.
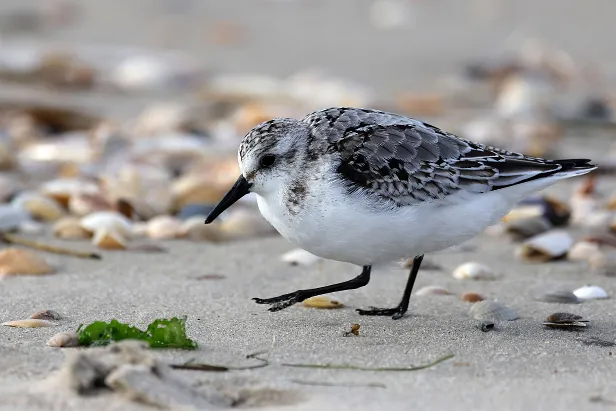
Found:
[0,0,614,245]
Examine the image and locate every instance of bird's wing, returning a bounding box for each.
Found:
[304,107,593,207]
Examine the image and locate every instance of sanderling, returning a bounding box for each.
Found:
[205,107,597,320]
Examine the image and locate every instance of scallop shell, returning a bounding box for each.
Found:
[0,248,54,275]
[53,217,91,240]
[567,241,602,262]
[146,215,182,240]
[453,262,495,280]
[470,300,518,322]
[415,285,452,296]
[538,289,580,304]
[30,310,61,320]
[92,228,127,250]
[517,230,573,262]
[303,295,344,309]
[505,216,552,241]
[2,319,56,328]
[461,292,485,303]
[573,285,608,301]
[47,332,79,347]
[80,211,133,237]
[281,248,323,266]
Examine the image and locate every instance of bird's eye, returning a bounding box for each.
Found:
[260,154,276,168]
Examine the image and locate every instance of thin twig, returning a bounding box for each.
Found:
[290,379,386,389]
[170,350,270,372]
[251,353,454,372]
[1,233,102,260]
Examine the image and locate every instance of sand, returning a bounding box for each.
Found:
[1,1,616,410]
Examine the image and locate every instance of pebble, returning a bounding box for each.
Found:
[461,292,485,303]
[0,248,54,275]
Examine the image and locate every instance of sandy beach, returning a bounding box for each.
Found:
[0,1,615,410]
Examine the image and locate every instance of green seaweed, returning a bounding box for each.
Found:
[76,316,198,350]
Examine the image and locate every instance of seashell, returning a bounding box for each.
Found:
[476,320,495,332]
[80,211,132,237]
[543,312,589,329]
[146,215,182,240]
[537,289,580,304]
[177,204,216,220]
[567,241,602,262]
[573,285,609,301]
[588,252,616,277]
[0,205,29,232]
[504,216,552,241]
[219,209,277,240]
[40,178,100,208]
[517,230,573,263]
[415,285,452,296]
[12,192,65,222]
[0,248,54,275]
[47,331,79,347]
[303,295,344,309]
[68,193,112,216]
[92,228,126,250]
[0,174,18,202]
[2,319,56,328]
[470,300,518,322]
[53,217,91,240]
[30,310,61,320]
[461,292,485,303]
[513,196,571,227]
[131,221,149,238]
[177,217,226,242]
[171,174,234,211]
[453,262,495,280]
[281,248,323,266]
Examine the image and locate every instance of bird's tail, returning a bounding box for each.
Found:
[552,158,598,178]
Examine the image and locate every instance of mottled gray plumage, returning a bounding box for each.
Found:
[239,107,595,208]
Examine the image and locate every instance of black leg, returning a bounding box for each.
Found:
[253,265,372,312]
[356,254,424,320]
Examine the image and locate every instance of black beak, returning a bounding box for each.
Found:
[204,175,252,224]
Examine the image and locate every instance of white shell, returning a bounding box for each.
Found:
[470,300,518,322]
[47,332,80,347]
[80,211,133,237]
[573,285,609,300]
[518,230,573,262]
[567,241,602,262]
[281,248,323,266]
[452,262,495,280]
[2,319,56,328]
[92,228,127,250]
[415,285,452,296]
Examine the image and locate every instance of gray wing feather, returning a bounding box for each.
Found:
[303,107,566,206]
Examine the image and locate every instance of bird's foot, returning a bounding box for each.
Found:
[252,291,302,312]
[356,306,407,320]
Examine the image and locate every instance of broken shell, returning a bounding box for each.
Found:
[30,310,61,320]
[470,300,518,322]
[303,295,344,309]
[47,331,80,347]
[68,193,112,216]
[461,292,485,303]
[415,285,452,296]
[0,248,54,275]
[517,230,573,262]
[476,320,495,332]
[505,216,552,241]
[538,289,580,304]
[12,193,65,222]
[573,285,609,301]
[146,215,182,240]
[281,248,323,266]
[53,217,91,240]
[2,319,56,328]
[567,241,602,262]
[92,228,127,250]
[546,312,585,323]
[452,262,495,280]
[80,211,133,237]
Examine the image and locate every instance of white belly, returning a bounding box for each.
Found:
[256,176,557,267]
